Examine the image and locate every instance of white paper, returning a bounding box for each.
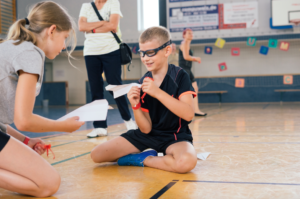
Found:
[57,100,112,122]
[106,83,142,99]
[197,152,211,160]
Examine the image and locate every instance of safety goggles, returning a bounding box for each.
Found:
[139,40,172,57]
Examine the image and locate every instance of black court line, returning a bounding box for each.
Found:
[182,180,300,186]
[150,180,178,199]
[203,106,238,118]
[194,141,300,144]
[263,104,270,109]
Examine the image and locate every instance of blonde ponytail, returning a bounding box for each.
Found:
[0,1,77,60]
[3,18,37,45]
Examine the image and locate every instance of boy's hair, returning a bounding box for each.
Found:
[139,26,171,45]
[0,1,76,60]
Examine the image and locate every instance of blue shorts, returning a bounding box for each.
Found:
[0,130,10,152]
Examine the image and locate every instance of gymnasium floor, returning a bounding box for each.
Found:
[1,102,300,199]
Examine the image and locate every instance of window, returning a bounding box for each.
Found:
[0,0,16,35]
[138,0,159,31]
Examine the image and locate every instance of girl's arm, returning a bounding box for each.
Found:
[93,14,120,33]
[6,125,46,155]
[127,87,152,134]
[180,42,201,63]
[14,71,84,133]
[142,78,195,122]
[78,17,106,32]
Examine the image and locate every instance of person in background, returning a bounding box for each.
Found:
[78,0,136,138]
[179,28,207,117]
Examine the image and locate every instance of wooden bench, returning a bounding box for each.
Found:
[274,89,300,104]
[198,91,228,106]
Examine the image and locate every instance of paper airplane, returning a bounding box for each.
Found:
[106,83,141,99]
[57,99,113,122]
[197,152,211,160]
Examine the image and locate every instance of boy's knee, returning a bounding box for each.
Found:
[91,149,99,163]
[174,153,197,174]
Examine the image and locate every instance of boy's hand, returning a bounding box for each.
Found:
[142,78,160,98]
[128,86,141,107]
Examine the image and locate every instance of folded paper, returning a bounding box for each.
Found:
[106,83,142,99]
[57,100,112,122]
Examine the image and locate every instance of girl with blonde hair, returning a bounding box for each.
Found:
[0,1,84,197]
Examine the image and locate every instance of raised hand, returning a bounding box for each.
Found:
[128,86,141,107]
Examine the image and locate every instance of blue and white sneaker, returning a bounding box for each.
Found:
[117,150,157,167]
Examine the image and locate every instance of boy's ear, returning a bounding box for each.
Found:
[165,45,172,57]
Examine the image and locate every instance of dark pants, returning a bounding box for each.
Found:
[85,49,131,128]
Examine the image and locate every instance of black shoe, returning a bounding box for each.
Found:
[195,113,207,117]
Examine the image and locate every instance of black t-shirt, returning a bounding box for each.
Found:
[138,64,196,139]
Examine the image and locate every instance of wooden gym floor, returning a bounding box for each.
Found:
[1,103,300,199]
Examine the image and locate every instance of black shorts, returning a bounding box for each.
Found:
[0,130,10,152]
[121,130,193,155]
[181,66,195,83]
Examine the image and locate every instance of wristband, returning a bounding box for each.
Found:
[132,102,141,110]
[92,29,96,33]
[23,137,30,145]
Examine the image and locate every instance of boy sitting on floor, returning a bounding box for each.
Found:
[90,26,197,173]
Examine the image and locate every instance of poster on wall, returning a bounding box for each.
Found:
[169,5,219,32]
[219,1,259,29]
[169,0,205,2]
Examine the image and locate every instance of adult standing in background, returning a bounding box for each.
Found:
[179,28,207,116]
[79,0,136,138]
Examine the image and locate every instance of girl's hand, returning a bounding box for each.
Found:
[142,78,160,98]
[128,86,141,107]
[63,116,85,133]
[28,138,46,155]
[194,57,201,64]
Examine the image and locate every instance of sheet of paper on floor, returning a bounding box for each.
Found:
[197,152,211,160]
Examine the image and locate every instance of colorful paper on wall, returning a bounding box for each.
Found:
[247,37,256,46]
[218,62,227,71]
[231,47,240,56]
[259,46,269,55]
[132,46,139,54]
[235,78,245,88]
[279,42,290,51]
[283,75,293,85]
[204,46,213,54]
[268,39,278,48]
[215,38,226,48]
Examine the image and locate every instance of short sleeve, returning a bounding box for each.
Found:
[79,3,89,18]
[111,0,123,17]
[177,70,196,100]
[140,90,149,113]
[12,50,43,79]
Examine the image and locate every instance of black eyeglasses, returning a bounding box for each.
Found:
[139,40,172,57]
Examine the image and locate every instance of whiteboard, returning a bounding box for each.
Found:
[272,0,300,26]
